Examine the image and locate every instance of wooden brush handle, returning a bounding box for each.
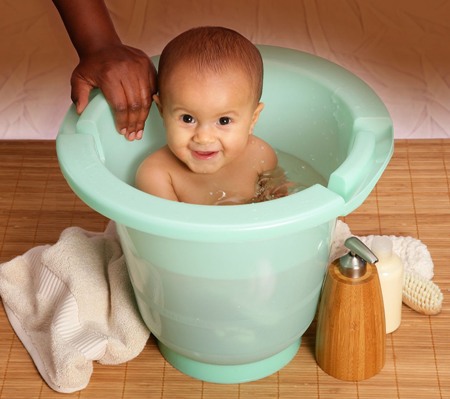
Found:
[315,261,386,381]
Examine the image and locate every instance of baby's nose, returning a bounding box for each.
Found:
[193,125,215,144]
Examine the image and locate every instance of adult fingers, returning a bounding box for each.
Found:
[71,66,130,139]
[100,81,130,138]
[70,74,93,115]
[120,75,147,140]
[69,45,157,140]
[136,60,158,139]
[121,58,157,140]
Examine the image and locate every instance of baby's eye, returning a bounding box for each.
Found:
[218,117,231,126]
[182,114,195,124]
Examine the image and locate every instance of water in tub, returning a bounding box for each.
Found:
[213,149,327,205]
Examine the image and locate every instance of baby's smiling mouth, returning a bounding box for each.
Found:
[192,150,219,160]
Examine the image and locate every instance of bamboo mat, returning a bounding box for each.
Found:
[0,139,448,399]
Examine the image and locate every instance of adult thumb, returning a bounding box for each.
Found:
[71,79,93,115]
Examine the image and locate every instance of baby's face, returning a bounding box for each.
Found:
[154,64,263,174]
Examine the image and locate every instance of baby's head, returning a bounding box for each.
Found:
[156,26,263,105]
[153,27,266,176]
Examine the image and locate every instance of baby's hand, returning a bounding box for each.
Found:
[253,167,295,202]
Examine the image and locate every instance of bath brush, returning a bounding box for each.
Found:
[402,272,443,315]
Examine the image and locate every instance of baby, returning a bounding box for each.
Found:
[135,26,278,205]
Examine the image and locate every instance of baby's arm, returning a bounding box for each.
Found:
[252,137,293,201]
[135,154,180,202]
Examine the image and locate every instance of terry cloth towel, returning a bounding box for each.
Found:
[330,220,434,280]
[0,222,150,393]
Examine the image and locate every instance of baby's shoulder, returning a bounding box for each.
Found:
[248,135,274,151]
[248,136,278,170]
[135,146,176,190]
[140,145,175,167]
[136,146,175,179]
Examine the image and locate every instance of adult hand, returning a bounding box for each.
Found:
[72,43,157,141]
[52,0,157,140]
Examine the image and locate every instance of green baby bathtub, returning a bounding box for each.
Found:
[56,45,393,384]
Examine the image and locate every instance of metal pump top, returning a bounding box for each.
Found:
[339,237,378,278]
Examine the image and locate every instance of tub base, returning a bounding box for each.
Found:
[158,339,301,384]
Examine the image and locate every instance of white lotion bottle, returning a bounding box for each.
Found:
[371,236,404,334]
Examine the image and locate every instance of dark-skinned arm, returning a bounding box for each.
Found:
[52,0,157,140]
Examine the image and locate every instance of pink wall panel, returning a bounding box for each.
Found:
[1,0,449,139]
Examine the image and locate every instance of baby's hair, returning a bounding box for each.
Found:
[157,26,263,102]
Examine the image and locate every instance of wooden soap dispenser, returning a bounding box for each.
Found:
[315,236,386,381]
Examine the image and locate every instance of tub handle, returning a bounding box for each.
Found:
[328,130,376,203]
[74,90,111,163]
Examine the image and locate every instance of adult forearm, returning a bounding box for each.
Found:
[52,0,121,57]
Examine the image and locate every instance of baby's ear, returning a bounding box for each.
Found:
[250,102,264,134]
[153,94,163,115]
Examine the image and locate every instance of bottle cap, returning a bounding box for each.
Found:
[371,236,393,260]
[339,237,378,278]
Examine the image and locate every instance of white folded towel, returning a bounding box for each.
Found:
[0,222,149,393]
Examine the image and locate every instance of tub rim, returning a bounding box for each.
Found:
[56,45,393,242]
